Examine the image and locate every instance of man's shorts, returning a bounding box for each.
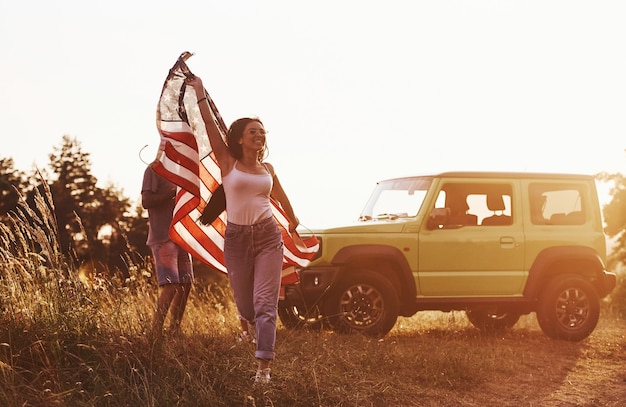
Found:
[150,240,194,285]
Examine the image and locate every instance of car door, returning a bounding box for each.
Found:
[417,178,526,297]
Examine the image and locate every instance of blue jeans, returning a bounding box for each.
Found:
[224,216,284,360]
[150,240,194,286]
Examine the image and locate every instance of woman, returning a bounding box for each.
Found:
[187,76,299,384]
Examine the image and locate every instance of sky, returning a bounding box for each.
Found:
[1,1,625,228]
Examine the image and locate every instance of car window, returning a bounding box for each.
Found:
[431,182,513,227]
[467,193,512,225]
[360,177,432,220]
[529,183,586,225]
[371,189,427,218]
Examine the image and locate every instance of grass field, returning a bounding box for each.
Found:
[1,187,625,406]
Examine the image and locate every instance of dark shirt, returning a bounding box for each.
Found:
[141,165,176,245]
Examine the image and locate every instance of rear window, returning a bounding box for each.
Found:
[529,183,586,225]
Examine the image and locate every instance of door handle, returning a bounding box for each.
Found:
[499,236,517,248]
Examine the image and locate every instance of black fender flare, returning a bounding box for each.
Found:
[524,246,608,299]
[332,244,416,306]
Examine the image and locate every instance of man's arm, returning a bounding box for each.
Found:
[142,187,175,209]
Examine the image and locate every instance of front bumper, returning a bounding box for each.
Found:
[284,266,340,308]
[600,270,617,298]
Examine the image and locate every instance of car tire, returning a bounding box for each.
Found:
[324,270,399,337]
[536,274,600,341]
[466,308,521,331]
[277,300,324,330]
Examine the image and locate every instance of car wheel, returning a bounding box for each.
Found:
[466,308,521,331]
[324,270,399,337]
[536,274,600,341]
[277,300,324,330]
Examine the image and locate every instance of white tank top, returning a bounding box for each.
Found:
[222,161,273,225]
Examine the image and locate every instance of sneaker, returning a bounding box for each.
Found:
[254,368,271,384]
[238,331,256,344]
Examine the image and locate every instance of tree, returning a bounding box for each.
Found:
[597,171,626,267]
[0,157,27,220]
[90,183,134,272]
[117,202,151,275]
[124,201,150,257]
[597,170,626,317]
[48,135,100,257]
[47,135,138,270]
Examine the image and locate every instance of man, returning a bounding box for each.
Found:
[142,164,194,337]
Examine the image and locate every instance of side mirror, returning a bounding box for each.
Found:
[427,208,450,230]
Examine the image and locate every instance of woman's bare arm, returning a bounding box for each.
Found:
[266,162,300,232]
[186,76,234,173]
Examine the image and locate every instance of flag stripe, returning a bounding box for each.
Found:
[154,52,319,284]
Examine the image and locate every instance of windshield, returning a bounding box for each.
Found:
[359,177,433,221]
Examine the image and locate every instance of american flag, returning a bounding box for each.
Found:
[152,52,319,286]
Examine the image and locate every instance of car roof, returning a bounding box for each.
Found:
[383,171,595,182]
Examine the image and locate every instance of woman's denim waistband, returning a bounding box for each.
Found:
[227,216,276,232]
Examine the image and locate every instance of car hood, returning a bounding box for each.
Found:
[302,219,411,235]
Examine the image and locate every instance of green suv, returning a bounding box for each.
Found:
[279,172,616,341]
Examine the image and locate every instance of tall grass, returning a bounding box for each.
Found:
[1,186,624,406]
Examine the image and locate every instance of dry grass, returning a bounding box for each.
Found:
[1,187,625,407]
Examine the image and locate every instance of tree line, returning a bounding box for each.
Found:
[1,135,149,274]
[1,136,625,312]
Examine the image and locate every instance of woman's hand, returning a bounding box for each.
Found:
[185,76,204,95]
[288,217,300,233]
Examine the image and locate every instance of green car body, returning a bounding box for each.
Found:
[280,172,616,341]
